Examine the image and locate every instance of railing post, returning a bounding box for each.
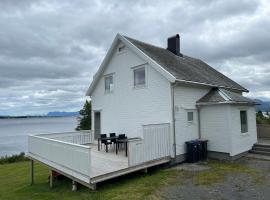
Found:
[30,160,34,185]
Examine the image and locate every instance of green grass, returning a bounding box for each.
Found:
[0,161,179,200]
[0,159,265,199]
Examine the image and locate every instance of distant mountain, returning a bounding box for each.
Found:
[46,111,79,117]
[255,99,270,112]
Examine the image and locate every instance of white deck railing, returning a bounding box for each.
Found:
[128,123,171,166]
[37,130,95,145]
[28,131,94,183]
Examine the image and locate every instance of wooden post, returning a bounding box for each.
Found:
[72,180,77,191]
[49,170,53,188]
[30,160,34,185]
[89,183,97,190]
[144,168,148,174]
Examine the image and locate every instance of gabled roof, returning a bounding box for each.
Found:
[124,36,248,92]
[196,88,256,105]
[86,34,248,96]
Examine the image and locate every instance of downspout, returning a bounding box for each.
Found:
[197,105,202,139]
[171,82,177,159]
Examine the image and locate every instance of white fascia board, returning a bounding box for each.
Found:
[119,34,176,83]
[86,35,121,96]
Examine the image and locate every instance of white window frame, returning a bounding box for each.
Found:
[132,65,147,89]
[187,111,194,123]
[104,73,114,94]
[240,110,248,134]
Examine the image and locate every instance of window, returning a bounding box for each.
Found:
[240,110,248,133]
[118,45,126,52]
[134,67,145,87]
[104,75,113,93]
[187,112,194,122]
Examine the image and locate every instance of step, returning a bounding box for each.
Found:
[252,146,270,152]
[254,144,270,149]
[246,153,270,161]
[249,150,270,156]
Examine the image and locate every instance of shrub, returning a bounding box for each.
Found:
[0,152,28,164]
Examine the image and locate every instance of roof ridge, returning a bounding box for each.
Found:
[123,35,166,51]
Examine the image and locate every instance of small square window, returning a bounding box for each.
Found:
[134,67,145,87]
[104,75,113,93]
[118,45,126,52]
[240,110,248,133]
[187,112,193,122]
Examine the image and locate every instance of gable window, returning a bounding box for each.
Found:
[104,75,113,93]
[118,45,126,52]
[240,110,248,133]
[134,67,145,87]
[187,111,194,122]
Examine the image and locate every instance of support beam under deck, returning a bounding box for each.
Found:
[30,160,34,185]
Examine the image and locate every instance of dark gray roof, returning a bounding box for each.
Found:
[220,89,256,104]
[197,88,256,105]
[196,88,225,103]
[124,36,248,92]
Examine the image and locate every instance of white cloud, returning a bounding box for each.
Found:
[0,0,269,115]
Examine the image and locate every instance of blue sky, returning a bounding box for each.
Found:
[0,0,270,115]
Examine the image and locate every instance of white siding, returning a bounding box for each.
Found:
[229,106,257,156]
[174,85,210,155]
[91,42,172,138]
[200,104,231,153]
[200,104,257,156]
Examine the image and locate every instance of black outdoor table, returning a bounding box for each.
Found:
[98,136,118,151]
[116,138,128,157]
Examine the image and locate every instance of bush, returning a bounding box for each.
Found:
[0,152,28,164]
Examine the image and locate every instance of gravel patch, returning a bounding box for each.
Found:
[154,158,270,200]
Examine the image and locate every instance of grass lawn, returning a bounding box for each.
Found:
[0,158,266,200]
[0,161,179,200]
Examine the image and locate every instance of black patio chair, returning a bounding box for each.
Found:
[117,134,127,150]
[109,133,117,145]
[101,134,112,152]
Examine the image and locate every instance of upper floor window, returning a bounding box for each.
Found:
[187,111,194,122]
[240,110,248,133]
[134,67,145,87]
[104,75,113,93]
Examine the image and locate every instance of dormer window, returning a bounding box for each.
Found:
[104,75,113,93]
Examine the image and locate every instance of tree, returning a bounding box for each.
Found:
[76,100,92,130]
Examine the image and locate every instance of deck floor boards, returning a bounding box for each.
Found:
[89,143,128,178]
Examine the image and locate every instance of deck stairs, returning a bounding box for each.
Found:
[250,143,270,156]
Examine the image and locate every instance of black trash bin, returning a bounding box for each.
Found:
[197,140,203,160]
[185,140,199,163]
[199,140,208,160]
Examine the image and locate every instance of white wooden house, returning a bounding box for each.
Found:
[27,34,257,190]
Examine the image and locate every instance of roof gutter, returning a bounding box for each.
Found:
[175,79,249,93]
[196,101,257,106]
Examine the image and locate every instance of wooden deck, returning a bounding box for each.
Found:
[27,125,172,190]
[89,143,128,178]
